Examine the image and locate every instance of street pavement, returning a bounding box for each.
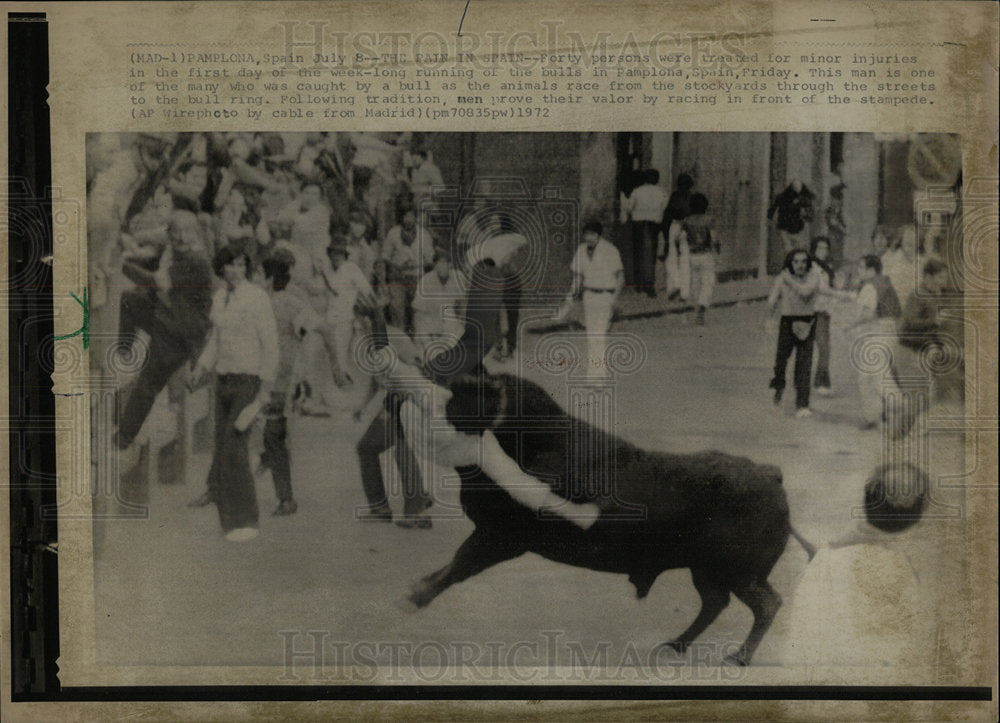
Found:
[93,296,967,677]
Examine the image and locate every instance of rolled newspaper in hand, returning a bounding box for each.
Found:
[233,398,263,432]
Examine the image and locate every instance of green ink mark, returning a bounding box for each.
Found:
[54,287,89,349]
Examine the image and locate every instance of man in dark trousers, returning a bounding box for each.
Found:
[352,232,518,529]
[115,210,213,453]
[768,178,815,252]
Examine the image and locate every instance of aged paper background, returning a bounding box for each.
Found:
[3,0,998,719]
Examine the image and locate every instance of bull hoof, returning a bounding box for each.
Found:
[723,652,748,667]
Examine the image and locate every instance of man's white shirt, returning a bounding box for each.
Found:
[571,238,623,290]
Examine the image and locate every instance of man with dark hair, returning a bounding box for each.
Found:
[115,210,213,453]
[621,168,668,297]
[768,177,815,251]
[381,203,435,332]
[767,249,818,416]
[187,246,279,541]
[781,462,928,666]
[344,208,376,279]
[660,173,694,301]
[845,254,903,430]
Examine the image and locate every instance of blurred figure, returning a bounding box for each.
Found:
[621,168,668,298]
[115,210,213,453]
[344,209,376,280]
[281,182,344,407]
[283,182,333,267]
[889,258,950,438]
[412,249,464,350]
[768,177,815,251]
[809,237,836,396]
[843,255,902,431]
[680,193,718,325]
[882,224,919,311]
[168,160,210,214]
[569,221,624,380]
[258,250,314,516]
[660,173,694,301]
[217,186,259,270]
[381,203,435,332]
[496,248,524,362]
[824,181,847,262]
[323,237,373,386]
[409,146,444,204]
[315,132,357,224]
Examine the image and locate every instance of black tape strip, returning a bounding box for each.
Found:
[8,10,60,697]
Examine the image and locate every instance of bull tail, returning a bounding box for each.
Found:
[789,524,817,561]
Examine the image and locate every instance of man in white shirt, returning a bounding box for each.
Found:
[189,247,280,541]
[621,169,668,298]
[412,250,465,351]
[570,221,624,379]
[278,182,347,404]
[324,237,374,384]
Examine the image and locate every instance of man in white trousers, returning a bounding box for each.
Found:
[570,221,624,379]
[323,236,373,385]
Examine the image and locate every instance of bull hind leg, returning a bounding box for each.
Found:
[402,529,525,610]
[663,568,731,654]
[724,577,782,666]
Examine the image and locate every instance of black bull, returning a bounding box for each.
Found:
[403,374,812,666]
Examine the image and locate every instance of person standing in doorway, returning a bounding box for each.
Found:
[824,181,847,262]
[768,178,815,251]
[660,173,694,302]
[621,168,668,298]
[570,221,624,379]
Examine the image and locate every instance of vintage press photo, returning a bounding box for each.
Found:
[4,1,996,717]
[81,130,972,683]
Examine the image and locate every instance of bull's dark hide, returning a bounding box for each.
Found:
[407,373,798,665]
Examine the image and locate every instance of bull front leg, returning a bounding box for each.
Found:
[399,528,526,611]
